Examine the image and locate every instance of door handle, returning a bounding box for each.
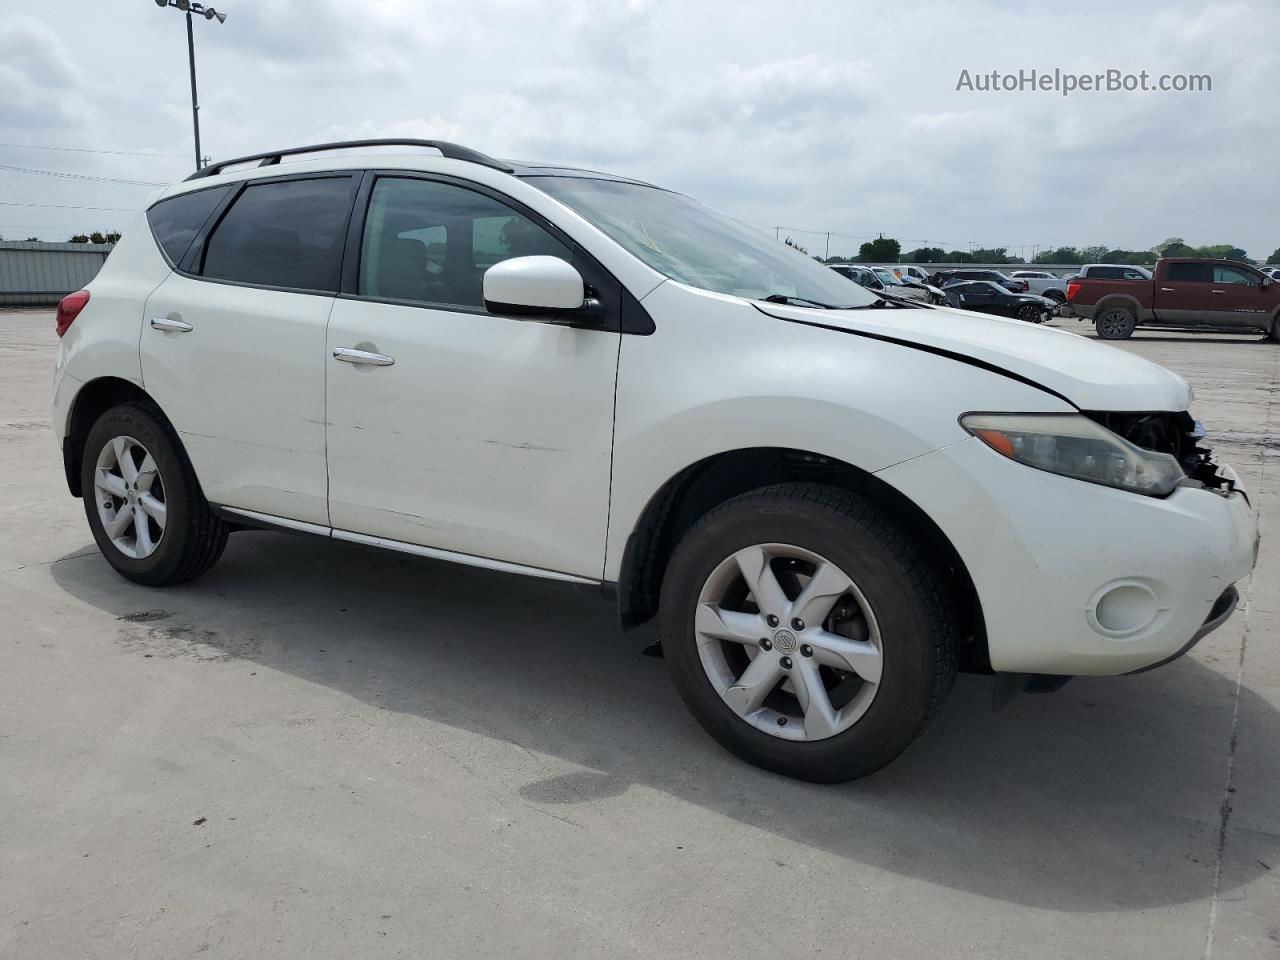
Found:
[1158,287,1176,293]
[150,316,193,332]
[333,347,395,366]
[1211,289,1226,295]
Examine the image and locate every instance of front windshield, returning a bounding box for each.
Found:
[528,176,879,307]
[872,268,904,285]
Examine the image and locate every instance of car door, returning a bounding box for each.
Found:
[324,173,622,579]
[953,282,998,313]
[141,174,359,524]
[1207,264,1271,329]
[1153,261,1212,326]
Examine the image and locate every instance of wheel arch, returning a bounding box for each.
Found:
[614,446,989,671]
[1093,294,1143,318]
[62,376,160,497]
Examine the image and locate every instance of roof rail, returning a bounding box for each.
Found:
[185,138,513,181]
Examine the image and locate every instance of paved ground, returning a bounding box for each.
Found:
[1,308,1277,960]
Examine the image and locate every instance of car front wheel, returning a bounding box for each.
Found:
[659,483,957,782]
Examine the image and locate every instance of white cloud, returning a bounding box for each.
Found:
[1,0,1277,259]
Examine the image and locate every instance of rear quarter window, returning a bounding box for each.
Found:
[200,177,356,292]
[146,186,232,266]
[1164,262,1213,283]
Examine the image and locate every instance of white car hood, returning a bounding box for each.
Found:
[758,301,1191,412]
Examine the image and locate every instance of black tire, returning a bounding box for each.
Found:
[1095,307,1137,340]
[81,402,229,586]
[1044,289,1066,304]
[659,483,957,783]
[1016,304,1043,324]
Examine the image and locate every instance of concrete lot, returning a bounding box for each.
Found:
[1,308,1277,959]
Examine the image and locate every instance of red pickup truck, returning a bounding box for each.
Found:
[1066,258,1280,341]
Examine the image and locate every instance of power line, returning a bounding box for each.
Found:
[0,163,167,187]
[0,201,137,212]
[0,142,184,158]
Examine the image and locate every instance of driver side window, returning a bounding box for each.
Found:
[358,177,571,311]
[1213,266,1259,287]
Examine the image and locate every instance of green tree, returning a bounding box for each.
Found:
[1195,244,1248,260]
[1267,248,1280,265]
[1034,246,1084,264]
[69,234,90,243]
[906,246,946,263]
[857,235,901,263]
[945,249,975,263]
[967,247,1020,264]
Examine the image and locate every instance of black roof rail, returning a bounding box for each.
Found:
[185,138,513,181]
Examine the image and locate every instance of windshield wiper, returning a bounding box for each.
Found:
[844,292,925,309]
[761,294,848,309]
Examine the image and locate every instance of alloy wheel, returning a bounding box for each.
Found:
[694,543,883,741]
[1097,310,1133,338]
[94,435,167,559]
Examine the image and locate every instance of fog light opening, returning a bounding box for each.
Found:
[1090,582,1161,638]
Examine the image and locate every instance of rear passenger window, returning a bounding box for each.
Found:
[147,186,231,266]
[201,177,354,292]
[357,177,571,310]
[1165,262,1213,283]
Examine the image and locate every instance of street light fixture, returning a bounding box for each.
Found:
[154,0,228,170]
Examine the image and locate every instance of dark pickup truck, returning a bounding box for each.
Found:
[1066,258,1280,340]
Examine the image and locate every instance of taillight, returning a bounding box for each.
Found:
[55,290,90,337]
[1066,282,1081,302]
[1019,281,1029,292]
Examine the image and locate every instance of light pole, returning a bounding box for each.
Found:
[154,0,228,171]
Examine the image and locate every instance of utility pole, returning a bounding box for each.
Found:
[156,1,228,171]
[185,9,200,170]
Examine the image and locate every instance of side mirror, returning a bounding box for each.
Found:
[484,256,600,320]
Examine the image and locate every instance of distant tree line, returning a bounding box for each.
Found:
[68,231,122,245]
[817,234,1268,266]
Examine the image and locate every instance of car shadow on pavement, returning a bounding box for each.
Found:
[52,531,1279,913]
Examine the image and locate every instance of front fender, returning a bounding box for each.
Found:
[603,284,1072,579]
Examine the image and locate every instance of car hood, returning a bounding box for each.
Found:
[756,301,1192,412]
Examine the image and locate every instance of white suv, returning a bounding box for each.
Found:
[52,139,1257,781]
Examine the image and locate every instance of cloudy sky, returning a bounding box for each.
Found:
[2,0,1277,259]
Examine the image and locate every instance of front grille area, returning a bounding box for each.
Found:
[1084,410,1234,491]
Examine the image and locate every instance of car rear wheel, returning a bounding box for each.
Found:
[659,483,957,782]
[81,402,229,586]
[1044,289,1066,304]
[1095,307,1137,340]
[1015,303,1043,323]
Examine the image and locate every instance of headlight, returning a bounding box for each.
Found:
[960,413,1185,497]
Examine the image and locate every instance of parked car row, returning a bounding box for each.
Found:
[828,264,946,304]
[830,264,1059,322]
[830,256,1280,339]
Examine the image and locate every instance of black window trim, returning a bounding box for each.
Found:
[337,169,654,335]
[168,169,364,297]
